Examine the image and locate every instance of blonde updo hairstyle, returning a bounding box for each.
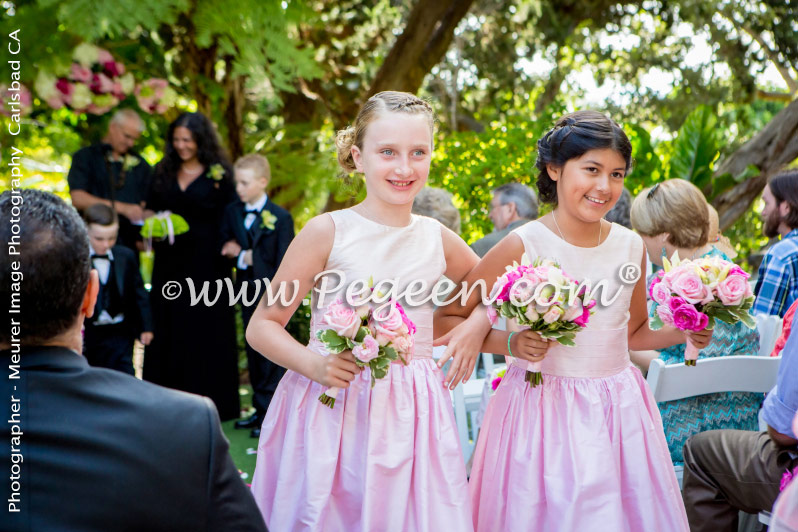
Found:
[706,204,738,259]
[335,91,435,174]
[630,179,709,248]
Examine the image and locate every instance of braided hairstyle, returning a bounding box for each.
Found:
[335,91,436,174]
[535,111,632,205]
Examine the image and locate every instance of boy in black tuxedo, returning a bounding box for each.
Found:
[221,154,294,437]
[83,204,153,374]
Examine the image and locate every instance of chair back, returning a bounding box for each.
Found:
[647,355,781,403]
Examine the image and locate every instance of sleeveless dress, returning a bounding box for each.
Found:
[250,209,473,532]
[653,247,761,464]
[469,220,689,532]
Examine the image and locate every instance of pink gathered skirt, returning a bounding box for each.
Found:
[469,363,689,531]
[251,358,473,532]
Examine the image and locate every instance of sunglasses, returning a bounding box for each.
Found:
[647,182,660,199]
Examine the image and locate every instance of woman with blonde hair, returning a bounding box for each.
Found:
[630,178,760,466]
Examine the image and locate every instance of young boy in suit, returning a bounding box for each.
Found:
[221,154,294,437]
[83,203,153,374]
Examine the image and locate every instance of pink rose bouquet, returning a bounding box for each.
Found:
[488,255,596,387]
[315,295,415,408]
[649,252,755,365]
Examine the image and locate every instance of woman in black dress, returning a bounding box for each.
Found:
[143,112,240,420]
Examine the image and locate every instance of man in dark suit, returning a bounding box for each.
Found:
[83,203,153,374]
[0,189,267,532]
[221,154,294,437]
[68,108,152,253]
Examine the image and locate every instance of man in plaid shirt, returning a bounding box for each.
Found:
[754,170,798,317]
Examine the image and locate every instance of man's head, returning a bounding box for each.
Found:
[234,154,270,205]
[489,182,539,231]
[83,204,119,256]
[1,189,97,347]
[762,170,798,239]
[105,109,145,157]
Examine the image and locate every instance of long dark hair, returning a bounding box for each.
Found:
[535,110,633,205]
[153,112,232,191]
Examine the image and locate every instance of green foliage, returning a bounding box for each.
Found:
[431,102,565,243]
[668,105,720,192]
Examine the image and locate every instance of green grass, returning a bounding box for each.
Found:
[223,385,259,483]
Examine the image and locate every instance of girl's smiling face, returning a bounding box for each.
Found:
[349,111,432,206]
[548,148,627,223]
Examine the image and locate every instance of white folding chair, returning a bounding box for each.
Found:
[754,313,783,357]
[647,355,782,488]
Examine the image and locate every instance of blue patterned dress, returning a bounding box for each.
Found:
[650,247,762,464]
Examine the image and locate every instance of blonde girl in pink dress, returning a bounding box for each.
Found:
[435,111,714,531]
[247,91,477,532]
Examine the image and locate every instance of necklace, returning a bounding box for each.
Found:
[551,211,602,247]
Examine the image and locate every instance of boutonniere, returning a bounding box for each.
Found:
[208,163,225,181]
[261,210,277,230]
[123,155,140,171]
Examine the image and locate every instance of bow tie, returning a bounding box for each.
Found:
[92,254,110,260]
[245,208,259,214]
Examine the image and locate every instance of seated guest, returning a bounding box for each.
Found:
[412,186,461,234]
[630,179,761,464]
[68,108,152,252]
[470,182,537,257]
[0,189,266,532]
[682,319,798,532]
[83,204,153,374]
[772,299,798,357]
[754,170,798,317]
[604,187,631,228]
[707,204,738,259]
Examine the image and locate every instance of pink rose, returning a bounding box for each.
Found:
[90,73,114,94]
[55,78,73,96]
[69,63,92,83]
[371,302,404,331]
[322,299,361,339]
[670,270,712,305]
[487,305,498,325]
[716,275,748,306]
[391,335,413,356]
[668,296,687,313]
[542,306,564,324]
[510,281,535,305]
[650,282,671,305]
[97,48,114,64]
[103,60,124,78]
[524,306,540,322]
[352,334,379,363]
[672,304,708,332]
[728,266,749,279]
[496,270,523,302]
[562,299,583,322]
[491,376,502,391]
[657,305,675,326]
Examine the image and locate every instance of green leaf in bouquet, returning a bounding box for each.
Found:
[501,301,513,317]
[355,326,369,343]
[381,346,399,361]
[372,366,388,380]
[557,334,576,347]
[650,312,664,331]
[736,310,756,329]
[318,329,346,346]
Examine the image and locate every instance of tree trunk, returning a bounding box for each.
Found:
[367,0,476,97]
[713,98,798,230]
